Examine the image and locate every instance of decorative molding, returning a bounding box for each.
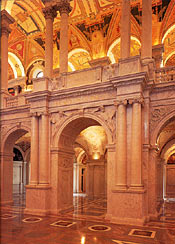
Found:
[58,157,73,168]
[128,97,144,105]
[115,99,127,106]
[51,105,116,142]
[150,105,175,132]
[85,105,116,141]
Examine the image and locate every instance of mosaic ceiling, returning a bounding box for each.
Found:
[1,0,175,79]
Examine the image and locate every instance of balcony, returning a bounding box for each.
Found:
[155,66,175,83]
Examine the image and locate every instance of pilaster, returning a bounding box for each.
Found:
[30,112,39,185]
[115,99,127,189]
[129,98,144,189]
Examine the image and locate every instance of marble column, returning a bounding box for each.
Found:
[39,112,49,184]
[116,100,127,188]
[43,6,57,78]
[141,0,152,60]
[1,10,14,91]
[57,1,72,74]
[30,113,39,185]
[120,0,131,59]
[130,99,143,188]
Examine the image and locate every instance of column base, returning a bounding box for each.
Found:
[108,187,147,226]
[113,184,128,191]
[25,184,51,216]
[129,184,144,191]
[106,214,148,226]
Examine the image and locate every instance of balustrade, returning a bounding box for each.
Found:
[155,66,175,83]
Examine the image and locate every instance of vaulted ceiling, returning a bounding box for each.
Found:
[1,0,175,81]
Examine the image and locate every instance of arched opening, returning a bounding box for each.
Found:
[1,128,30,205]
[56,117,110,217]
[157,117,175,201]
[156,117,175,203]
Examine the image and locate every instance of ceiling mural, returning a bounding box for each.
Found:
[76,126,107,159]
[1,0,174,161]
[0,0,175,79]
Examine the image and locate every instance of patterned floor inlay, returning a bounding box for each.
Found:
[88,224,111,232]
[22,217,42,223]
[113,241,142,244]
[1,214,17,219]
[50,220,76,227]
[128,229,156,238]
[1,192,175,244]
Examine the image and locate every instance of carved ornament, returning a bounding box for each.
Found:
[58,158,73,168]
[56,1,72,15]
[149,105,175,131]
[43,6,58,20]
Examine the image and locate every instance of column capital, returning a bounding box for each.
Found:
[43,6,57,21]
[115,99,128,107]
[30,112,38,117]
[1,26,11,37]
[128,97,144,105]
[41,111,49,116]
[56,0,72,15]
[1,9,15,37]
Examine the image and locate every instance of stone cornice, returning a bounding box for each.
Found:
[111,72,148,88]
[151,81,175,94]
[0,105,30,116]
[50,81,115,100]
[24,90,51,103]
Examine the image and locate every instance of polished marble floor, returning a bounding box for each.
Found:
[1,192,175,244]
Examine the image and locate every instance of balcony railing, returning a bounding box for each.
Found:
[155,66,175,83]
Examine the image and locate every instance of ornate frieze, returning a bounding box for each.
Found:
[150,105,175,132]
[50,105,116,142]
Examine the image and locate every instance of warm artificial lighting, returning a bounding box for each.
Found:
[107,36,141,64]
[164,51,175,66]
[8,58,17,78]
[162,24,175,43]
[81,236,86,244]
[68,61,76,71]
[24,85,33,92]
[93,152,100,160]
[8,52,25,76]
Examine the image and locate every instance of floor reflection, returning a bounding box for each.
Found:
[1,193,175,244]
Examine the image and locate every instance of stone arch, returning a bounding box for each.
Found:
[149,111,175,211]
[53,113,113,148]
[50,114,113,213]
[161,139,175,162]
[1,124,31,153]
[1,124,30,204]
[150,110,175,146]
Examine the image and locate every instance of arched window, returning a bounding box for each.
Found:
[36,71,44,78]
